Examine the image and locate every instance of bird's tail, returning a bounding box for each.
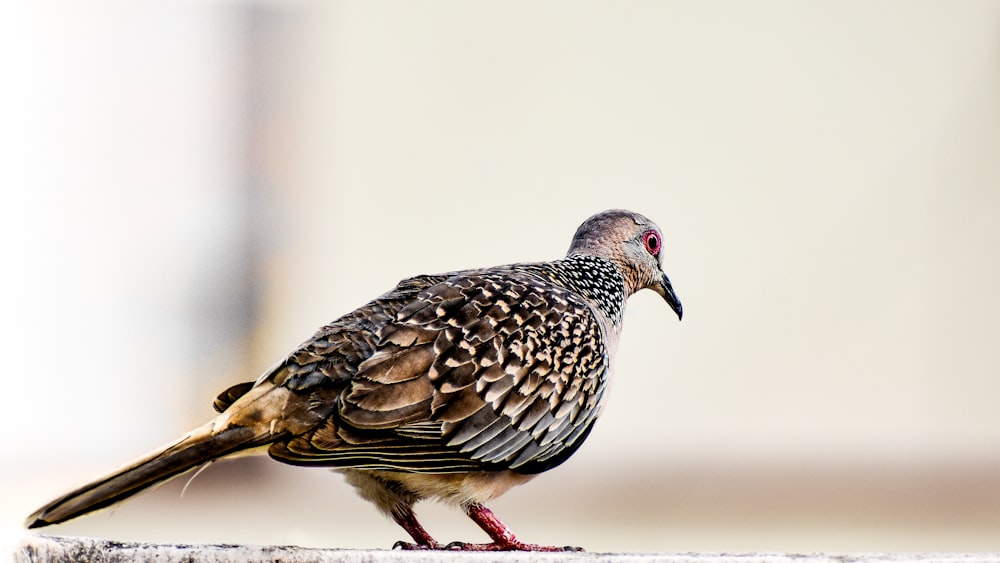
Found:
[25,385,287,529]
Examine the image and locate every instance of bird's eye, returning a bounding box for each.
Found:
[642,230,661,256]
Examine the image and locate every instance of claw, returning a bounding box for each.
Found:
[393,540,444,550]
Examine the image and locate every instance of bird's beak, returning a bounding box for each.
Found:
[657,272,683,320]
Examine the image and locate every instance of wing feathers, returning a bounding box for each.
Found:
[263,269,609,473]
[432,389,486,423]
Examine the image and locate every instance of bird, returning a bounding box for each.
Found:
[26,209,683,551]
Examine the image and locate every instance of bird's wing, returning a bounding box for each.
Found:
[267,269,609,474]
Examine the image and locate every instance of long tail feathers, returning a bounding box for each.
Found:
[25,419,274,529]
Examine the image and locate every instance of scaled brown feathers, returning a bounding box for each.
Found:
[255,264,611,474]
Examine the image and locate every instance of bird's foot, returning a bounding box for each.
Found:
[394,539,582,551]
[391,505,445,550]
[444,540,583,552]
[454,502,584,551]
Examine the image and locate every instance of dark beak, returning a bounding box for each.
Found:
[658,272,683,320]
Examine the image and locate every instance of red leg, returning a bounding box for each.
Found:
[390,506,444,550]
[448,503,583,552]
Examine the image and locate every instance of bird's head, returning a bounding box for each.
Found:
[568,209,683,320]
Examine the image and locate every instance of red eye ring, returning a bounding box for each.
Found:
[642,230,661,256]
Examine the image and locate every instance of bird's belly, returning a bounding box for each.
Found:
[339,468,536,508]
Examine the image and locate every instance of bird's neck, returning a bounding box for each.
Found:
[533,254,628,326]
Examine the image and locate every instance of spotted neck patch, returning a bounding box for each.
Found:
[522,254,627,324]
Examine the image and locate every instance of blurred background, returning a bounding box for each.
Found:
[3,0,1000,555]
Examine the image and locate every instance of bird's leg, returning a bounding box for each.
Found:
[445,502,583,552]
[390,506,444,550]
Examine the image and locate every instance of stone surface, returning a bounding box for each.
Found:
[14,534,1000,563]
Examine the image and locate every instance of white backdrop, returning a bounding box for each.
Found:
[3,0,999,555]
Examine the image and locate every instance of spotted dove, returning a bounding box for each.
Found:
[26,209,683,551]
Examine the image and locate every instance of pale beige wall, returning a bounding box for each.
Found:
[4,0,999,554]
[264,0,1000,464]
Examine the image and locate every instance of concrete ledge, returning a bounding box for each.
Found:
[13,534,1000,563]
